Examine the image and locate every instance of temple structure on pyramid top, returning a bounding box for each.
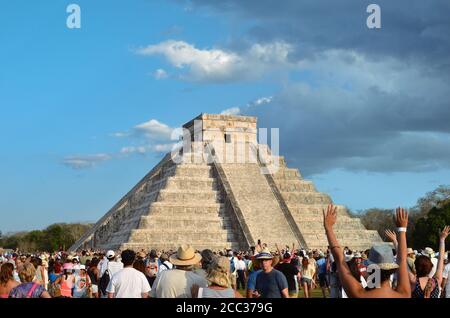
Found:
[69,113,382,252]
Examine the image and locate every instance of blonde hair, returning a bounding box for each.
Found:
[18,263,36,283]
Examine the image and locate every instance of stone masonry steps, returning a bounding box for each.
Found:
[281,192,332,204]
[220,163,298,246]
[128,229,235,242]
[164,176,218,190]
[156,189,221,203]
[275,180,316,192]
[120,242,239,252]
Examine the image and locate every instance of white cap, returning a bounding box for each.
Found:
[345,254,354,262]
[106,250,115,258]
[79,265,86,270]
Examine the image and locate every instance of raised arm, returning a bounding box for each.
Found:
[393,207,411,297]
[435,226,450,285]
[323,204,366,298]
[275,243,281,257]
[385,229,398,251]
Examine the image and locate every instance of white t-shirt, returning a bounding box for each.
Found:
[106,267,151,298]
[442,263,450,298]
[99,260,123,278]
[150,269,208,298]
[236,260,246,271]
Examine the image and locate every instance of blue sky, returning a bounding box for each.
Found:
[1,1,449,233]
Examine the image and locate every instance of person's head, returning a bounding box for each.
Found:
[106,250,115,261]
[201,249,216,271]
[347,258,361,281]
[121,250,136,267]
[133,258,146,274]
[367,245,399,284]
[169,245,201,271]
[160,253,169,263]
[251,258,261,271]
[206,256,231,288]
[30,257,41,269]
[406,248,416,260]
[353,252,362,265]
[89,257,99,268]
[415,255,433,278]
[79,265,87,276]
[72,257,80,265]
[283,252,291,262]
[54,262,62,274]
[302,257,309,267]
[18,263,36,283]
[255,249,273,272]
[149,249,158,259]
[136,251,146,260]
[0,263,15,286]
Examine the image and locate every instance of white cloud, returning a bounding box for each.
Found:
[252,96,273,106]
[120,143,176,155]
[134,119,174,140]
[221,107,241,115]
[62,154,111,169]
[153,68,168,80]
[136,40,295,82]
[221,96,273,116]
[153,143,176,153]
[120,146,148,155]
[110,132,130,138]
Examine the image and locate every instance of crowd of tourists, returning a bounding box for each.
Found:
[1,205,449,298]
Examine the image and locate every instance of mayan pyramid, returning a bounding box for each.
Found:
[69,114,382,252]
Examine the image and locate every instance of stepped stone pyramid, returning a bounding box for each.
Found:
[69,114,382,252]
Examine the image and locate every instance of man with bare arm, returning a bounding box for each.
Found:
[323,204,411,298]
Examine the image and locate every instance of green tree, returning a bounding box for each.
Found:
[413,200,450,250]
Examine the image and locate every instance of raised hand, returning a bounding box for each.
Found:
[384,229,398,244]
[439,226,450,241]
[323,204,338,231]
[394,207,408,228]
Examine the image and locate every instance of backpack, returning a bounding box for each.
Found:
[98,269,110,296]
[229,257,236,274]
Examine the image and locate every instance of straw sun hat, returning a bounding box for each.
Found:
[366,245,399,270]
[255,248,273,260]
[169,245,202,266]
[207,256,232,288]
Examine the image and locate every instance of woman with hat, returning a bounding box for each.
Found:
[323,204,412,298]
[73,265,92,298]
[191,256,243,298]
[54,263,75,298]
